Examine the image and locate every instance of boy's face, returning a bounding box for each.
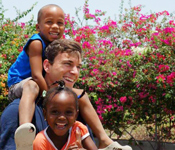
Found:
[44,51,82,89]
[36,6,65,45]
[44,92,78,137]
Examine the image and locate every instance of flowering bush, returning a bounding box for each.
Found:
[67,0,175,141]
[0,0,174,142]
[0,1,37,113]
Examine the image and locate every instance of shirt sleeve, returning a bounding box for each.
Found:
[75,121,90,140]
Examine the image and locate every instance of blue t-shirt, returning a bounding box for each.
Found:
[7,33,46,87]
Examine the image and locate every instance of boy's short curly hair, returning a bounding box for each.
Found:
[45,39,82,64]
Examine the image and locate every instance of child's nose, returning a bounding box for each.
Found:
[52,23,59,29]
[58,114,66,120]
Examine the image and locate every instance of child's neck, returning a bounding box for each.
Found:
[47,127,69,149]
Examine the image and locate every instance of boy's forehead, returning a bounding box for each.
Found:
[44,5,62,11]
[38,5,64,20]
[43,6,63,15]
[41,5,62,11]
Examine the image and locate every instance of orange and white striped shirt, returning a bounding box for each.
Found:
[33,121,89,150]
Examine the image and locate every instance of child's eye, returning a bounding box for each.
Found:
[58,22,64,26]
[66,111,73,116]
[51,110,58,115]
[46,21,52,24]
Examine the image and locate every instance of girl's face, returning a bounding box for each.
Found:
[44,92,78,138]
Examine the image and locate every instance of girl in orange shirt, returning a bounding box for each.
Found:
[33,80,97,150]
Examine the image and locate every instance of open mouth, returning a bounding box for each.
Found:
[50,32,59,35]
[56,123,67,129]
[49,32,59,39]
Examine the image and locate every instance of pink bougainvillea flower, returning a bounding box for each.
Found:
[82,41,91,49]
[20,22,25,29]
[156,74,166,83]
[167,72,175,86]
[139,92,148,99]
[120,96,127,104]
[116,106,123,112]
[149,95,156,103]
[112,72,117,76]
[158,64,170,72]
[24,34,29,39]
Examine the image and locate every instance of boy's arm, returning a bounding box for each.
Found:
[27,40,48,94]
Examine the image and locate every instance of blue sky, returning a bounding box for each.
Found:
[2,0,175,23]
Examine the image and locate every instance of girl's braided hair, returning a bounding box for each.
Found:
[42,80,79,110]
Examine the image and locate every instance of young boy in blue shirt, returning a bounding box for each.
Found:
[7,4,65,148]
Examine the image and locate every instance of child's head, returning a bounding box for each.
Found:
[43,80,79,136]
[36,4,65,45]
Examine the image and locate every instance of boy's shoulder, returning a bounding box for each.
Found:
[24,33,46,52]
[30,33,40,39]
[25,33,44,45]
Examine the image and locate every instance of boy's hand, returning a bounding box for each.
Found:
[68,127,86,150]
